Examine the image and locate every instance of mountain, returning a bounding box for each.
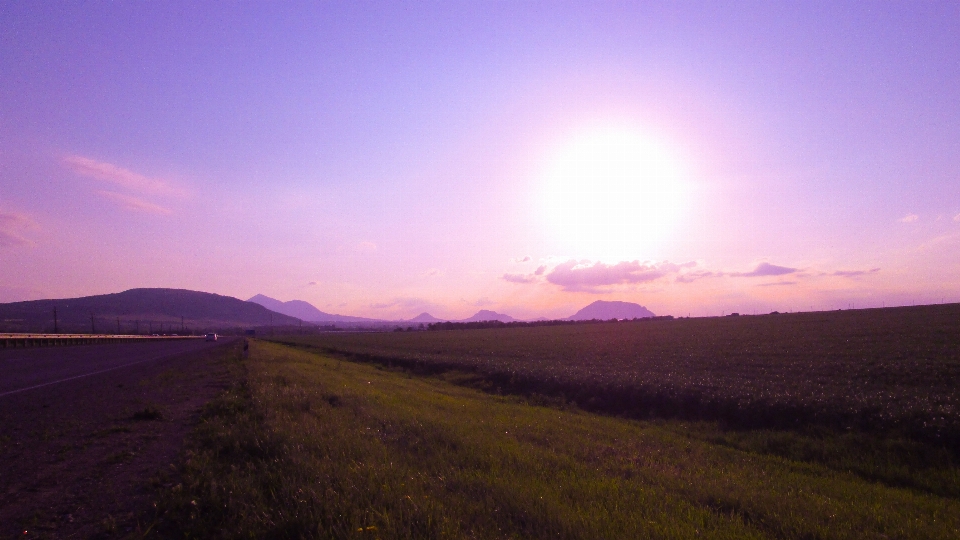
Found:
[247,294,380,323]
[567,300,655,321]
[460,309,516,323]
[407,312,444,323]
[0,288,300,333]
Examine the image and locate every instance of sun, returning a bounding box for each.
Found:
[540,126,687,259]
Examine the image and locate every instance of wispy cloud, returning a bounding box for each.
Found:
[64,155,188,198]
[675,270,721,283]
[898,213,919,223]
[546,260,684,292]
[96,191,172,215]
[502,263,549,284]
[954,213,960,222]
[503,273,537,284]
[731,262,797,277]
[369,297,442,316]
[0,211,35,248]
[832,268,880,277]
[355,241,377,253]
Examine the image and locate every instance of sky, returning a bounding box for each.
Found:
[2,1,959,320]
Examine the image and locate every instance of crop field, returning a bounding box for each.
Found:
[153,340,960,539]
[274,304,960,449]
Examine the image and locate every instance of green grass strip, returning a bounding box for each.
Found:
[153,341,960,539]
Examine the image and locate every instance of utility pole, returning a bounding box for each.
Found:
[53,306,58,334]
[90,314,95,334]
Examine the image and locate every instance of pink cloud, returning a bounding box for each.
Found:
[97,191,172,215]
[64,155,188,198]
[0,211,35,248]
[503,273,537,284]
[675,270,720,283]
[355,241,377,253]
[832,268,880,277]
[898,213,919,223]
[731,262,797,277]
[546,260,682,292]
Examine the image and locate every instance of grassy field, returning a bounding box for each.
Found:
[274,305,960,449]
[152,340,960,539]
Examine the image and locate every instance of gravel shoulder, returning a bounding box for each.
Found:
[0,339,240,539]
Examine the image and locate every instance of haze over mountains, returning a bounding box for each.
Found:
[0,288,300,333]
[247,294,379,323]
[249,295,655,324]
[566,301,656,321]
[0,289,658,333]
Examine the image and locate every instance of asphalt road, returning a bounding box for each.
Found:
[0,338,237,539]
[0,339,220,397]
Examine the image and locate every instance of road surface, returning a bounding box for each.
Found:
[0,338,238,539]
[0,339,217,397]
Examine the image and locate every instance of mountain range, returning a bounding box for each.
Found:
[0,288,300,333]
[0,289,658,333]
[566,300,656,320]
[247,294,379,323]
[250,295,654,323]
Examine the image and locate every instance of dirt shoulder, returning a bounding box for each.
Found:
[0,340,241,539]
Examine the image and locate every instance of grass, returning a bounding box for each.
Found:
[274,306,960,445]
[152,340,960,539]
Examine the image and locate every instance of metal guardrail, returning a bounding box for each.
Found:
[0,333,202,348]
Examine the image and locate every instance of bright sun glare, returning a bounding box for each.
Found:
[541,127,687,258]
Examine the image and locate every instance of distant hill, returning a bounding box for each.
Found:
[0,288,300,333]
[407,312,444,323]
[567,300,655,321]
[461,310,516,323]
[247,294,380,323]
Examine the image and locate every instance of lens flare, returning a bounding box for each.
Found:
[540,127,687,259]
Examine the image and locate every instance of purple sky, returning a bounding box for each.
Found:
[2,2,959,319]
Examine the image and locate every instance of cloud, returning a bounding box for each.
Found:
[370,297,441,315]
[512,255,531,263]
[954,213,960,222]
[675,270,720,283]
[731,262,797,277]
[64,155,188,198]
[534,265,546,275]
[757,281,797,287]
[832,268,880,277]
[355,241,377,253]
[898,213,919,223]
[97,191,172,215]
[503,273,537,284]
[0,211,35,248]
[546,260,682,292]
[307,281,318,286]
[472,297,494,307]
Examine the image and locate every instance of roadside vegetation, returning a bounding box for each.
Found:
[152,339,960,538]
[276,305,960,450]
